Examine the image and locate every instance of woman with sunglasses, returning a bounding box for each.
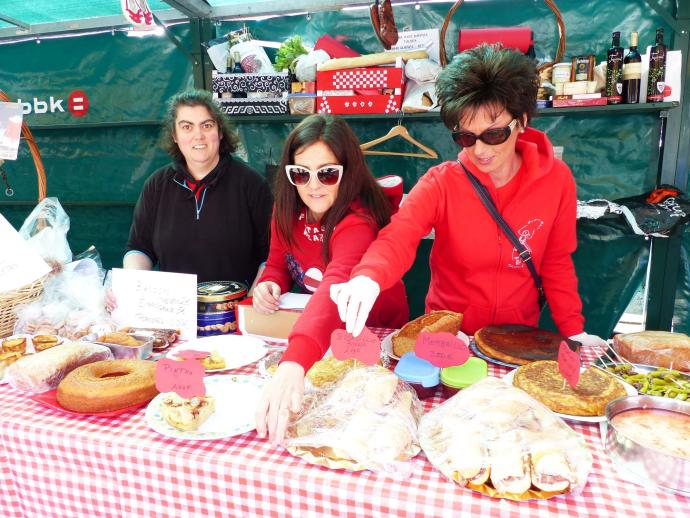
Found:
[331,43,607,350]
[254,114,409,444]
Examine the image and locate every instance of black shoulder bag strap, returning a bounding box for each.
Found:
[459,161,547,310]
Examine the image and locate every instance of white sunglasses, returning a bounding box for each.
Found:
[285,164,343,187]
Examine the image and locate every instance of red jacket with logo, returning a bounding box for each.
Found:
[352,128,585,338]
[260,194,409,371]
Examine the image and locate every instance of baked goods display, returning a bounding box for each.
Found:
[613,331,690,372]
[32,335,61,352]
[118,327,179,350]
[160,393,216,431]
[419,377,593,500]
[97,332,143,348]
[56,359,158,413]
[201,350,226,370]
[306,357,368,387]
[5,341,112,394]
[513,360,628,416]
[474,324,579,366]
[2,337,27,354]
[392,310,463,357]
[285,365,422,473]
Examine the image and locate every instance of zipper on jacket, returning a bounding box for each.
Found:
[173,178,205,221]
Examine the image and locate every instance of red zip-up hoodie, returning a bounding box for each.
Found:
[352,128,584,338]
[260,179,409,371]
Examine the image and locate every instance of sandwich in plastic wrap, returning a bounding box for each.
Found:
[419,377,592,500]
[284,365,422,476]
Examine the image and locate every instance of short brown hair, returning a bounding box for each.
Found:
[161,89,240,162]
[274,114,392,263]
[436,43,539,129]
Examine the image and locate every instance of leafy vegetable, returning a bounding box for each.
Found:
[274,35,309,72]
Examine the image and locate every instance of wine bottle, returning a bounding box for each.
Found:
[606,31,624,104]
[622,32,641,104]
[646,28,667,103]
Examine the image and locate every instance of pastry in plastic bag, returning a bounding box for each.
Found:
[285,365,422,475]
[419,377,592,500]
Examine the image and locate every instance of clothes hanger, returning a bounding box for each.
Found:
[360,115,438,159]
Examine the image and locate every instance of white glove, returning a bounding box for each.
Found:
[329,275,381,337]
[568,332,608,349]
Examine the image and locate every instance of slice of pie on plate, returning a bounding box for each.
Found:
[161,393,216,431]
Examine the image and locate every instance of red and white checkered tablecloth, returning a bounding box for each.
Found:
[1,328,688,518]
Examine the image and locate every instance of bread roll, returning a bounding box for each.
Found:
[392,310,463,357]
[6,342,112,394]
[613,331,690,371]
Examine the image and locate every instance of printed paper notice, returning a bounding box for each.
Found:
[0,102,23,160]
[111,268,197,339]
[0,214,51,292]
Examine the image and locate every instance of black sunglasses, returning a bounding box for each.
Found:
[451,119,519,147]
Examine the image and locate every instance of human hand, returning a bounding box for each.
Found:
[329,275,380,337]
[568,332,608,349]
[255,361,305,445]
[105,288,118,313]
[252,281,281,314]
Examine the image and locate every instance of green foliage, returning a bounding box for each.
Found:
[274,35,308,72]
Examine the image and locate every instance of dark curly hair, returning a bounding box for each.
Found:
[436,43,539,130]
[161,89,240,162]
[274,114,392,263]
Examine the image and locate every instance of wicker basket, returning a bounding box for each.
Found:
[439,0,567,72]
[0,88,49,338]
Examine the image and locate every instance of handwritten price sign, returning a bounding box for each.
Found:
[415,332,470,368]
[558,340,581,388]
[155,357,206,398]
[331,327,381,365]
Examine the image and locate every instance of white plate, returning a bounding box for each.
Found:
[146,374,265,440]
[166,334,269,372]
[381,330,471,361]
[502,368,637,423]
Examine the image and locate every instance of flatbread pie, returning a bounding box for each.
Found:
[513,360,627,416]
[474,325,578,366]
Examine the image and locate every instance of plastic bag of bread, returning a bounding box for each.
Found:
[284,365,422,476]
[613,331,690,372]
[6,341,112,394]
[419,377,592,500]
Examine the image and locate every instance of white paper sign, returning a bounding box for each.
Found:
[111,268,197,339]
[0,102,23,160]
[0,214,51,292]
[389,29,440,64]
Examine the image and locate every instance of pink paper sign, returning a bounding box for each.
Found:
[415,332,470,368]
[331,327,381,365]
[155,358,206,398]
[558,340,581,388]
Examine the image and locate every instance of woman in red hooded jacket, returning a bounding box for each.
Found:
[254,114,408,444]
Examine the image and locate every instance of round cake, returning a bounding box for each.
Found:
[57,359,158,413]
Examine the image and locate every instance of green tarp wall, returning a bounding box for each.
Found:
[0,0,687,337]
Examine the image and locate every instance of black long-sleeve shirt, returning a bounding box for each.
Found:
[126,155,273,285]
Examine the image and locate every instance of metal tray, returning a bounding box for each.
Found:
[94,333,154,360]
[604,396,690,496]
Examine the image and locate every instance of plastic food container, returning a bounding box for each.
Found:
[393,352,440,399]
[440,357,488,398]
[94,333,154,360]
[197,281,247,336]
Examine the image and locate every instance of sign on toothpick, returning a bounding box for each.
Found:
[155,357,206,398]
[111,268,197,339]
[415,332,470,368]
[558,340,581,388]
[0,214,51,292]
[331,327,381,365]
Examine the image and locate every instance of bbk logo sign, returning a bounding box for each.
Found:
[16,90,89,118]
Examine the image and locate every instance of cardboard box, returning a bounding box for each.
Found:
[212,71,290,95]
[316,63,404,114]
[236,301,301,343]
[218,97,288,115]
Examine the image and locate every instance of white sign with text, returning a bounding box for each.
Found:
[111,268,197,339]
[0,214,51,292]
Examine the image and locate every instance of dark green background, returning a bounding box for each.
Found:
[0,0,686,336]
